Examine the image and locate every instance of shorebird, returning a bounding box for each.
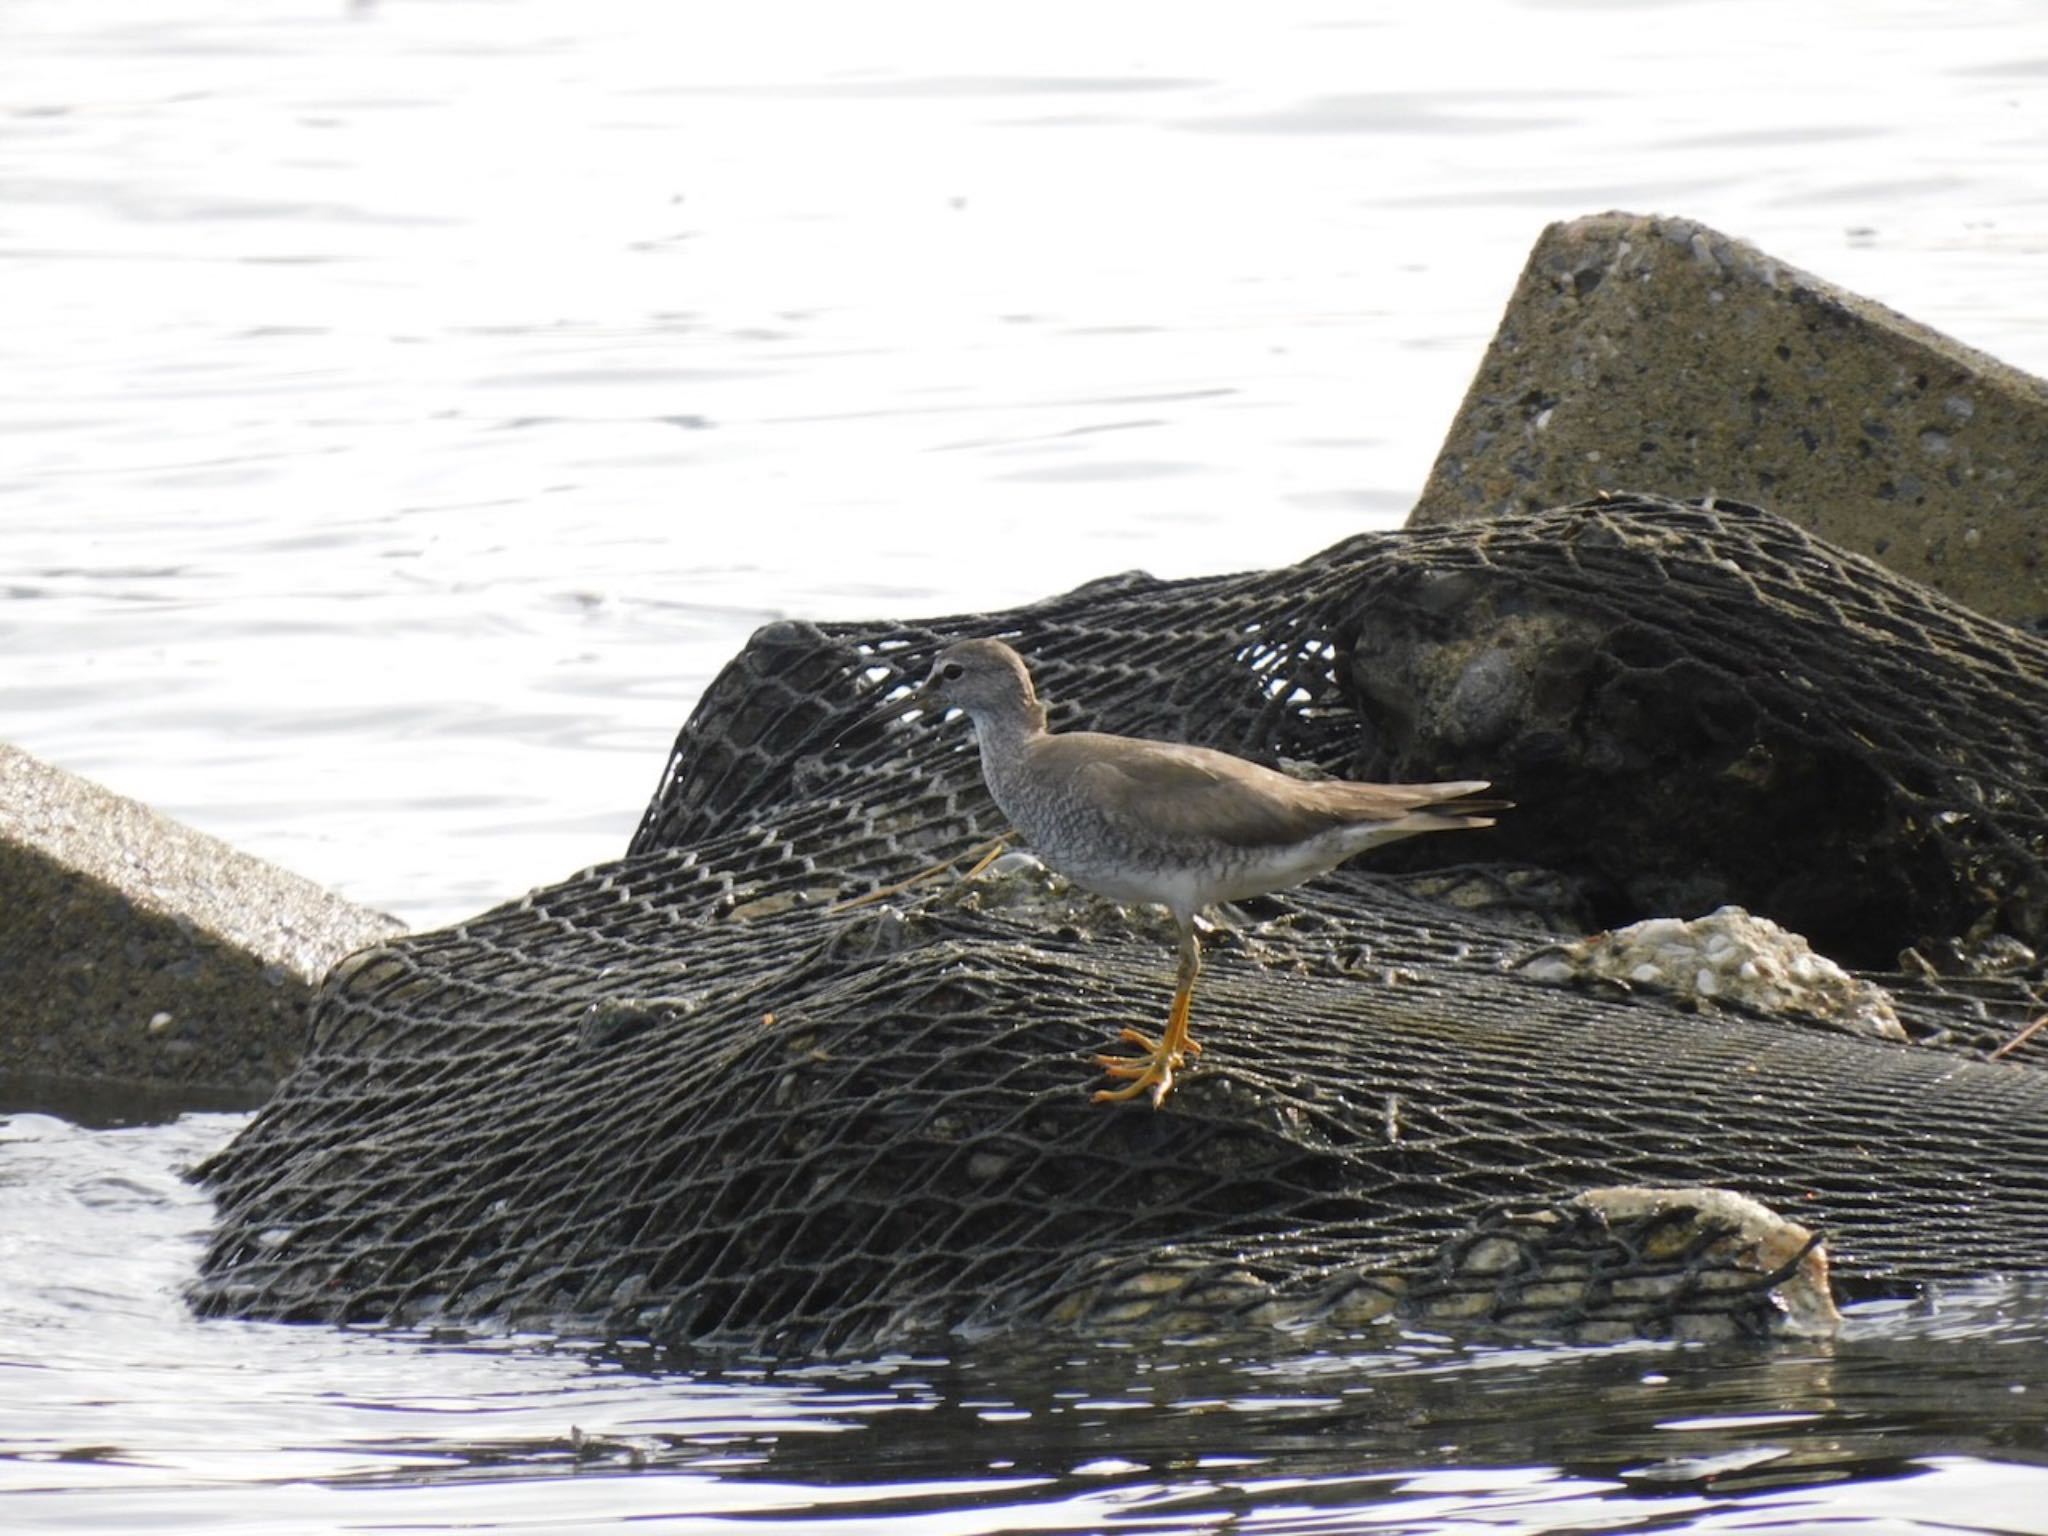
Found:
[922,637,1502,1107]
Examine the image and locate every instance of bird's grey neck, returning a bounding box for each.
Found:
[967,698,1047,754]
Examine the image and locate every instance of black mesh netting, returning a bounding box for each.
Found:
[192,494,2048,1355]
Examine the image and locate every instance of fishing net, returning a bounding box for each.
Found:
[192,494,2048,1355]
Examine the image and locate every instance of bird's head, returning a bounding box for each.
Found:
[921,637,1045,729]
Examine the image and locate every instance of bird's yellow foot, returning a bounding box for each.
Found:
[1092,1026,1201,1073]
[1091,1027,1202,1107]
[1092,1060,1176,1107]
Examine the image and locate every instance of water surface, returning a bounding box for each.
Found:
[7,1,2048,1529]
[7,0,2048,925]
[7,1110,2048,1533]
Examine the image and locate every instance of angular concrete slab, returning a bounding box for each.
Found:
[1,742,404,1096]
[1412,211,2048,627]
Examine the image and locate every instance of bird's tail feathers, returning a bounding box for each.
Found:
[1386,807,1502,837]
[1321,777,1511,826]
[1423,792,1513,824]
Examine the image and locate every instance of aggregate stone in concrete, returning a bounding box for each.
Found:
[1,741,404,1095]
[1411,210,2048,627]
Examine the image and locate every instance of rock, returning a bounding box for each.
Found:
[1343,495,2048,970]
[1411,211,2048,627]
[0,741,403,1098]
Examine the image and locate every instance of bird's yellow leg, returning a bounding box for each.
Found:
[830,835,1008,911]
[1093,917,1203,1108]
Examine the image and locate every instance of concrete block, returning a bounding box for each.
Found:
[1412,211,2048,626]
[1,741,404,1096]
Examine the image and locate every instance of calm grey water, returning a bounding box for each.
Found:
[7,0,2048,1529]
[7,1108,2048,1534]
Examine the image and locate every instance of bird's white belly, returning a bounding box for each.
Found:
[1056,859,1212,914]
[1203,841,1356,904]
[1044,837,1359,915]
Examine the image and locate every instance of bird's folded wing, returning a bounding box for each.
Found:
[1055,735,1359,849]
[1048,733,1495,850]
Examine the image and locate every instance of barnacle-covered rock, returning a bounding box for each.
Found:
[1518,906,1907,1041]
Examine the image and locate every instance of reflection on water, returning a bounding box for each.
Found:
[4,1109,2048,1534]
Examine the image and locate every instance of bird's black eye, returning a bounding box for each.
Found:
[937,662,965,682]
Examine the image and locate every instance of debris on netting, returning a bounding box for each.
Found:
[1990,1013,2048,1062]
[1035,1185,1837,1345]
[1364,1186,1838,1344]
[1515,906,1907,1042]
[188,494,2048,1357]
